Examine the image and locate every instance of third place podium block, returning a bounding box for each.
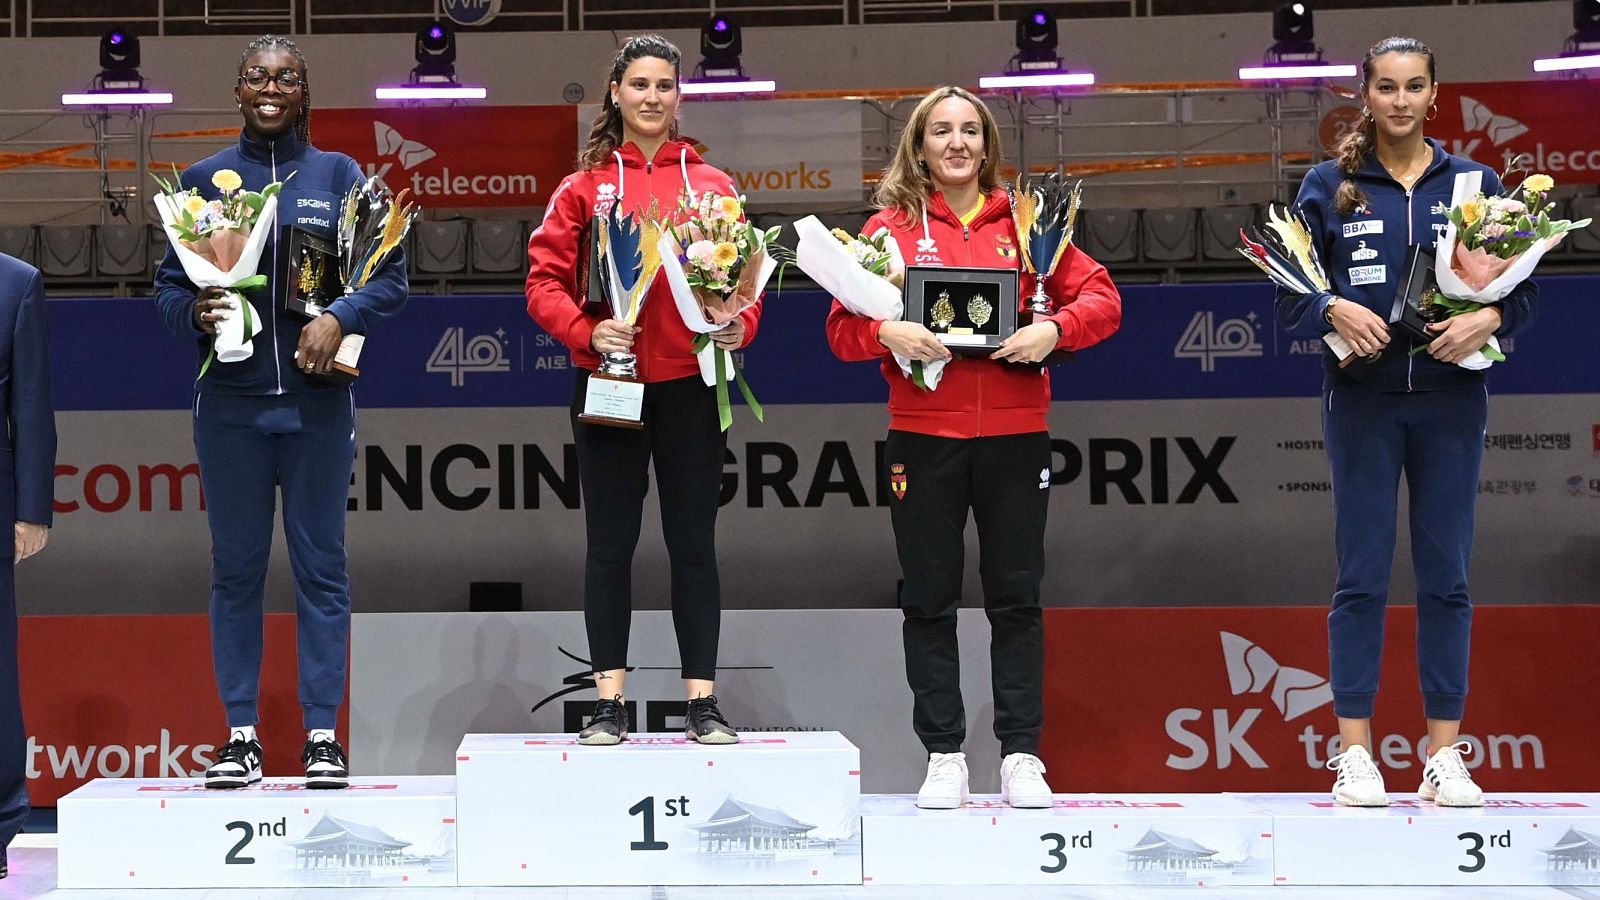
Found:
[57,776,458,890]
[455,731,862,886]
[861,793,1274,886]
[1248,793,1600,886]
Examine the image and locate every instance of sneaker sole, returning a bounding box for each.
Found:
[1003,791,1053,809]
[1333,792,1390,807]
[578,732,626,746]
[914,796,965,810]
[306,775,349,790]
[687,730,739,745]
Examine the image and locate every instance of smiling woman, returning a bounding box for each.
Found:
[152,34,410,795]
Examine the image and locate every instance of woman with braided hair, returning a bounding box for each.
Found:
[155,34,408,789]
[1274,36,1537,808]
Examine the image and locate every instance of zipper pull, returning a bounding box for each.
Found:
[646,162,653,174]
[963,224,970,241]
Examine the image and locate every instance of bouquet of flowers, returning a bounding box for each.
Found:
[658,191,787,431]
[794,215,949,390]
[152,167,286,376]
[1430,169,1591,368]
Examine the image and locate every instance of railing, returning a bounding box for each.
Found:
[12,0,1487,36]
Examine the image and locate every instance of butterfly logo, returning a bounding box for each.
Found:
[1220,631,1333,721]
[373,122,437,170]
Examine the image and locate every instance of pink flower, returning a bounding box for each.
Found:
[686,240,717,268]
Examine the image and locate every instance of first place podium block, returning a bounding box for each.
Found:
[1246,793,1600,886]
[57,776,458,890]
[455,731,862,886]
[862,793,1274,886]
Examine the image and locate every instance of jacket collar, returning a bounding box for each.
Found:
[1356,136,1450,185]
[615,139,705,169]
[237,128,302,165]
[925,187,1011,228]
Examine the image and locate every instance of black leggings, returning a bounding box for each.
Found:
[571,372,727,680]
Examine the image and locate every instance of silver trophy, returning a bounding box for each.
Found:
[579,200,662,427]
[1010,173,1082,317]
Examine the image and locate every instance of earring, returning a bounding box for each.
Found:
[1426,102,1439,121]
[1361,107,1372,120]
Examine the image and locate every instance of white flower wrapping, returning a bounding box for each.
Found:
[658,230,777,387]
[154,192,277,362]
[793,215,948,389]
[1431,170,1547,370]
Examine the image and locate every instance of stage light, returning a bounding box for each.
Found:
[1272,3,1314,47]
[680,79,776,96]
[1238,63,1356,80]
[61,91,172,107]
[699,15,744,77]
[413,19,457,81]
[978,72,1094,89]
[1536,0,1600,75]
[375,85,488,101]
[98,27,143,88]
[1015,8,1060,69]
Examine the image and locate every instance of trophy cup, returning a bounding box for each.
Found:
[579,200,662,429]
[1011,173,1082,318]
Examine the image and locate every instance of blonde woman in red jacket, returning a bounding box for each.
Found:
[526,35,758,746]
[826,86,1121,808]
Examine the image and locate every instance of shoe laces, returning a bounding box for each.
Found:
[589,697,627,727]
[687,695,730,728]
[1428,741,1475,781]
[926,752,966,783]
[1004,753,1047,782]
[301,738,345,766]
[217,737,258,764]
[1326,747,1381,782]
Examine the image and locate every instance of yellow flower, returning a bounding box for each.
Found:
[712,242,739,267]
[1523,173,1554,194]
[831,228,854,244]
[716,195,742,219]
[1460,198,1485,227]
[183,194,207,216]
[211,169,243,193]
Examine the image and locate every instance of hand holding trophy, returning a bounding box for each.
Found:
[579,200,664,428]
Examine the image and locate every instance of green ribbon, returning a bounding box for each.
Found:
[692,334,765,432]
[909,359,930,391]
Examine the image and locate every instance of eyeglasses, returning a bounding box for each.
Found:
[239,68,304,93]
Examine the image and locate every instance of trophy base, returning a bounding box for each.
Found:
[578,370,645,429]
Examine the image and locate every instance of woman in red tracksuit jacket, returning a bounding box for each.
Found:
[826,86,1120,809]
[525,35,758,746]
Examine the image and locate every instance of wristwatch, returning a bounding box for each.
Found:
[1323,297,1342,324]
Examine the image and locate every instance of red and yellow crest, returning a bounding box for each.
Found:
[995,233,1017,259]
[890,463,908,499]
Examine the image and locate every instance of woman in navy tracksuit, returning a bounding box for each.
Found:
[1276,37,1535,808]
[154,36,407,789]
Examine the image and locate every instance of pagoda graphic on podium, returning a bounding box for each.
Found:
[288,813,456,884]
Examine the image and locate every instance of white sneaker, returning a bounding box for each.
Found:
[1419,741,1484,807]
[1326,744,1389,807]
[915,752,969,809]
[1000,752,1053,808]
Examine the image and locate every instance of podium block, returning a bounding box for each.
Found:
[455,732,861,886]
[57,776,457,889]
[1244,793,1600,886]
[861,793,1274,886]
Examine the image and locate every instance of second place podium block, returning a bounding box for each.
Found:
[455,731,862,886]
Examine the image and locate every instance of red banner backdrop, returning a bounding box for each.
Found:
[1323,79,1600,183]
[314,105,578,207]
[19,614,347,805]
[1042,606,1600,793]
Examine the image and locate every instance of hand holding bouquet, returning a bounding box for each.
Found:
[153,167,286,375]
[658,191,788,430]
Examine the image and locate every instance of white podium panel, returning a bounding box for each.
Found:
[1244,793,1600,886]
[455,731,861,886]
[861,794,1274,886]
[57,776,457,889]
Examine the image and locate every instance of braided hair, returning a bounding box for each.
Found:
[239,34,311,144]
[578,35,681,171]
[1333,36,1436,215]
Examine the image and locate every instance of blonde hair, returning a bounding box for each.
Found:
[875,86,1004,224]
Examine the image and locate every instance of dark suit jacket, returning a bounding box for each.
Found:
[0,253,54,528]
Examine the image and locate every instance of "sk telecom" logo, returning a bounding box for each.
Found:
[1165,632,1332,771]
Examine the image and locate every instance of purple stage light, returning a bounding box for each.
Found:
[375,85,488,101]
[62,91,173,106]
[680,79,776,95]
[109,32,125,45]
[1533,53,1600,72]
[713,18,729,32]
[1033,11,1047,25]
[978,71,1095,89]
[1238,63,1357,80]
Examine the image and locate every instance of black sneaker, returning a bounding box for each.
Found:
[302,737,349,789]
[578,697,629,745]
[2,844,9,879]
[204,732,264,789]
[685,696,739,744]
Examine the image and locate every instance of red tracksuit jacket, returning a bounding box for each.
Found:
[825,188,1121,437]
[526,140,762,382]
